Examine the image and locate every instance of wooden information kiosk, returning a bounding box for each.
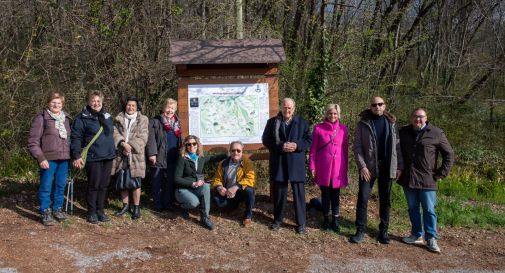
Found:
[169,39,286,160]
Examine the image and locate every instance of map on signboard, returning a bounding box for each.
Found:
[200,96,258,137]
[188,83,269,145]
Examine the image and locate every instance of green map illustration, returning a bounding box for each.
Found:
[200,95,258,137]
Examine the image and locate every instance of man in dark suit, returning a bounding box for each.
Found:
[262,98,312,234]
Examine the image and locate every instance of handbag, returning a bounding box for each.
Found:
[114,158,141,191]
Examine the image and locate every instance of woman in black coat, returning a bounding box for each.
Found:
[71,90,115,224]
[174,135,226,230]
[146,98,182,212]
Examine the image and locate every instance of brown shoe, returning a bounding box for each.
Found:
[242,218,252,227]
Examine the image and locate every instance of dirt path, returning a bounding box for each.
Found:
[1,191,504,273]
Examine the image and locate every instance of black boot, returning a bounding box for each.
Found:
[321,216,331,231]
[131,205,141,220]
[97,211,110,222]
[378,229,390,244]
[114,203,129,216]
[200,216,215,230]
[350,230,365,244]
[331,215,340,233]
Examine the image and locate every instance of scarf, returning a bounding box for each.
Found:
[86,105,112,135]
[124,111,138,143]
[187,152,199,170]
[161,114,182,137]
[47,109,67,139]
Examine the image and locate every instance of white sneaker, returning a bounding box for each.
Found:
[402,235,424,245]
[426,238,441,253]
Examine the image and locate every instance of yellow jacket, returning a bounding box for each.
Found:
[212,157,255,190]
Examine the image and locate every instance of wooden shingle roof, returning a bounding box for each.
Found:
[169,39,285,65]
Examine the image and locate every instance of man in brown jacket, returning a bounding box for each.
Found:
[398,108,454,253]
[351,96,403,244]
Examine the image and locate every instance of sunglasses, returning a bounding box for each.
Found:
[371,102,385,107]
[230,149,242,153]
[185,142,198,147]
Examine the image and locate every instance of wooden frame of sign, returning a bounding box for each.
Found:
[176,64,279,160]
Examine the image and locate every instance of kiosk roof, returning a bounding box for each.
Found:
[169,39,285,65]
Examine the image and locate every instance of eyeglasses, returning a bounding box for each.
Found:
[230,149,242,153]
[185,142,198,147]
[413,115,426,119]
[371,102,385,107]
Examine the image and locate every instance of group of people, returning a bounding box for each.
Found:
[28,91,253,231]
[261,97,454,253]
[28,91,454,253]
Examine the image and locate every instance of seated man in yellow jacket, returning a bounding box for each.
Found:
[212,140,255,226]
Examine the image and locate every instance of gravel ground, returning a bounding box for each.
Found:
[1,183,505,273]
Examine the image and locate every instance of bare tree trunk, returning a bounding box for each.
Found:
[236,0,243,39]
[202,0,206,39]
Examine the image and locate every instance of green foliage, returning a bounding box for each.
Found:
[0,149,37,180]
[439,176,505,205]
[437,198,505,228]
[0,179,38,198]
[388,178,505,229]
[305,32,332,124]
[171,4,183,16]
[88,1,134,39]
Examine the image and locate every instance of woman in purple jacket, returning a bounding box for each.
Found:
[309,103,349,232]
[28,92,71,226]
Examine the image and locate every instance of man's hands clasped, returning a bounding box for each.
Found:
[217,185,239,199]
[282,142,297,153]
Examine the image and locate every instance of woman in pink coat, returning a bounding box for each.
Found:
[309,103,348,232]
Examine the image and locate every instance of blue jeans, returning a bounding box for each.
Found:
[175,183,211,217]
[403,187,437,240]
[213,186,255,219]
[39,160,68,214]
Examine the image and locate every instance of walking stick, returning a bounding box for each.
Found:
[65,169,75,215]
[70,173,74,214]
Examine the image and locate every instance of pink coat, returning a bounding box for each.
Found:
[309,120,348,188]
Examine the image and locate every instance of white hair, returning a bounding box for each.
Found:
[282,97,296,107]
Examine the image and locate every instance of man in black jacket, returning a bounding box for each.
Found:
[262,98,312,234]
[398,108,454,253]
[351,96,403,244]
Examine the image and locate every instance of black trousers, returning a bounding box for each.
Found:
[273,181,306,227]
[320,185,340,217]
[355,173,392,232]
[213,186,255,219]
[85,159,113,215]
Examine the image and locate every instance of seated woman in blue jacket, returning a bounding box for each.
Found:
[174,135,226,230]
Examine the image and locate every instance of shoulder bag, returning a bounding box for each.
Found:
[80,126,103,167]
